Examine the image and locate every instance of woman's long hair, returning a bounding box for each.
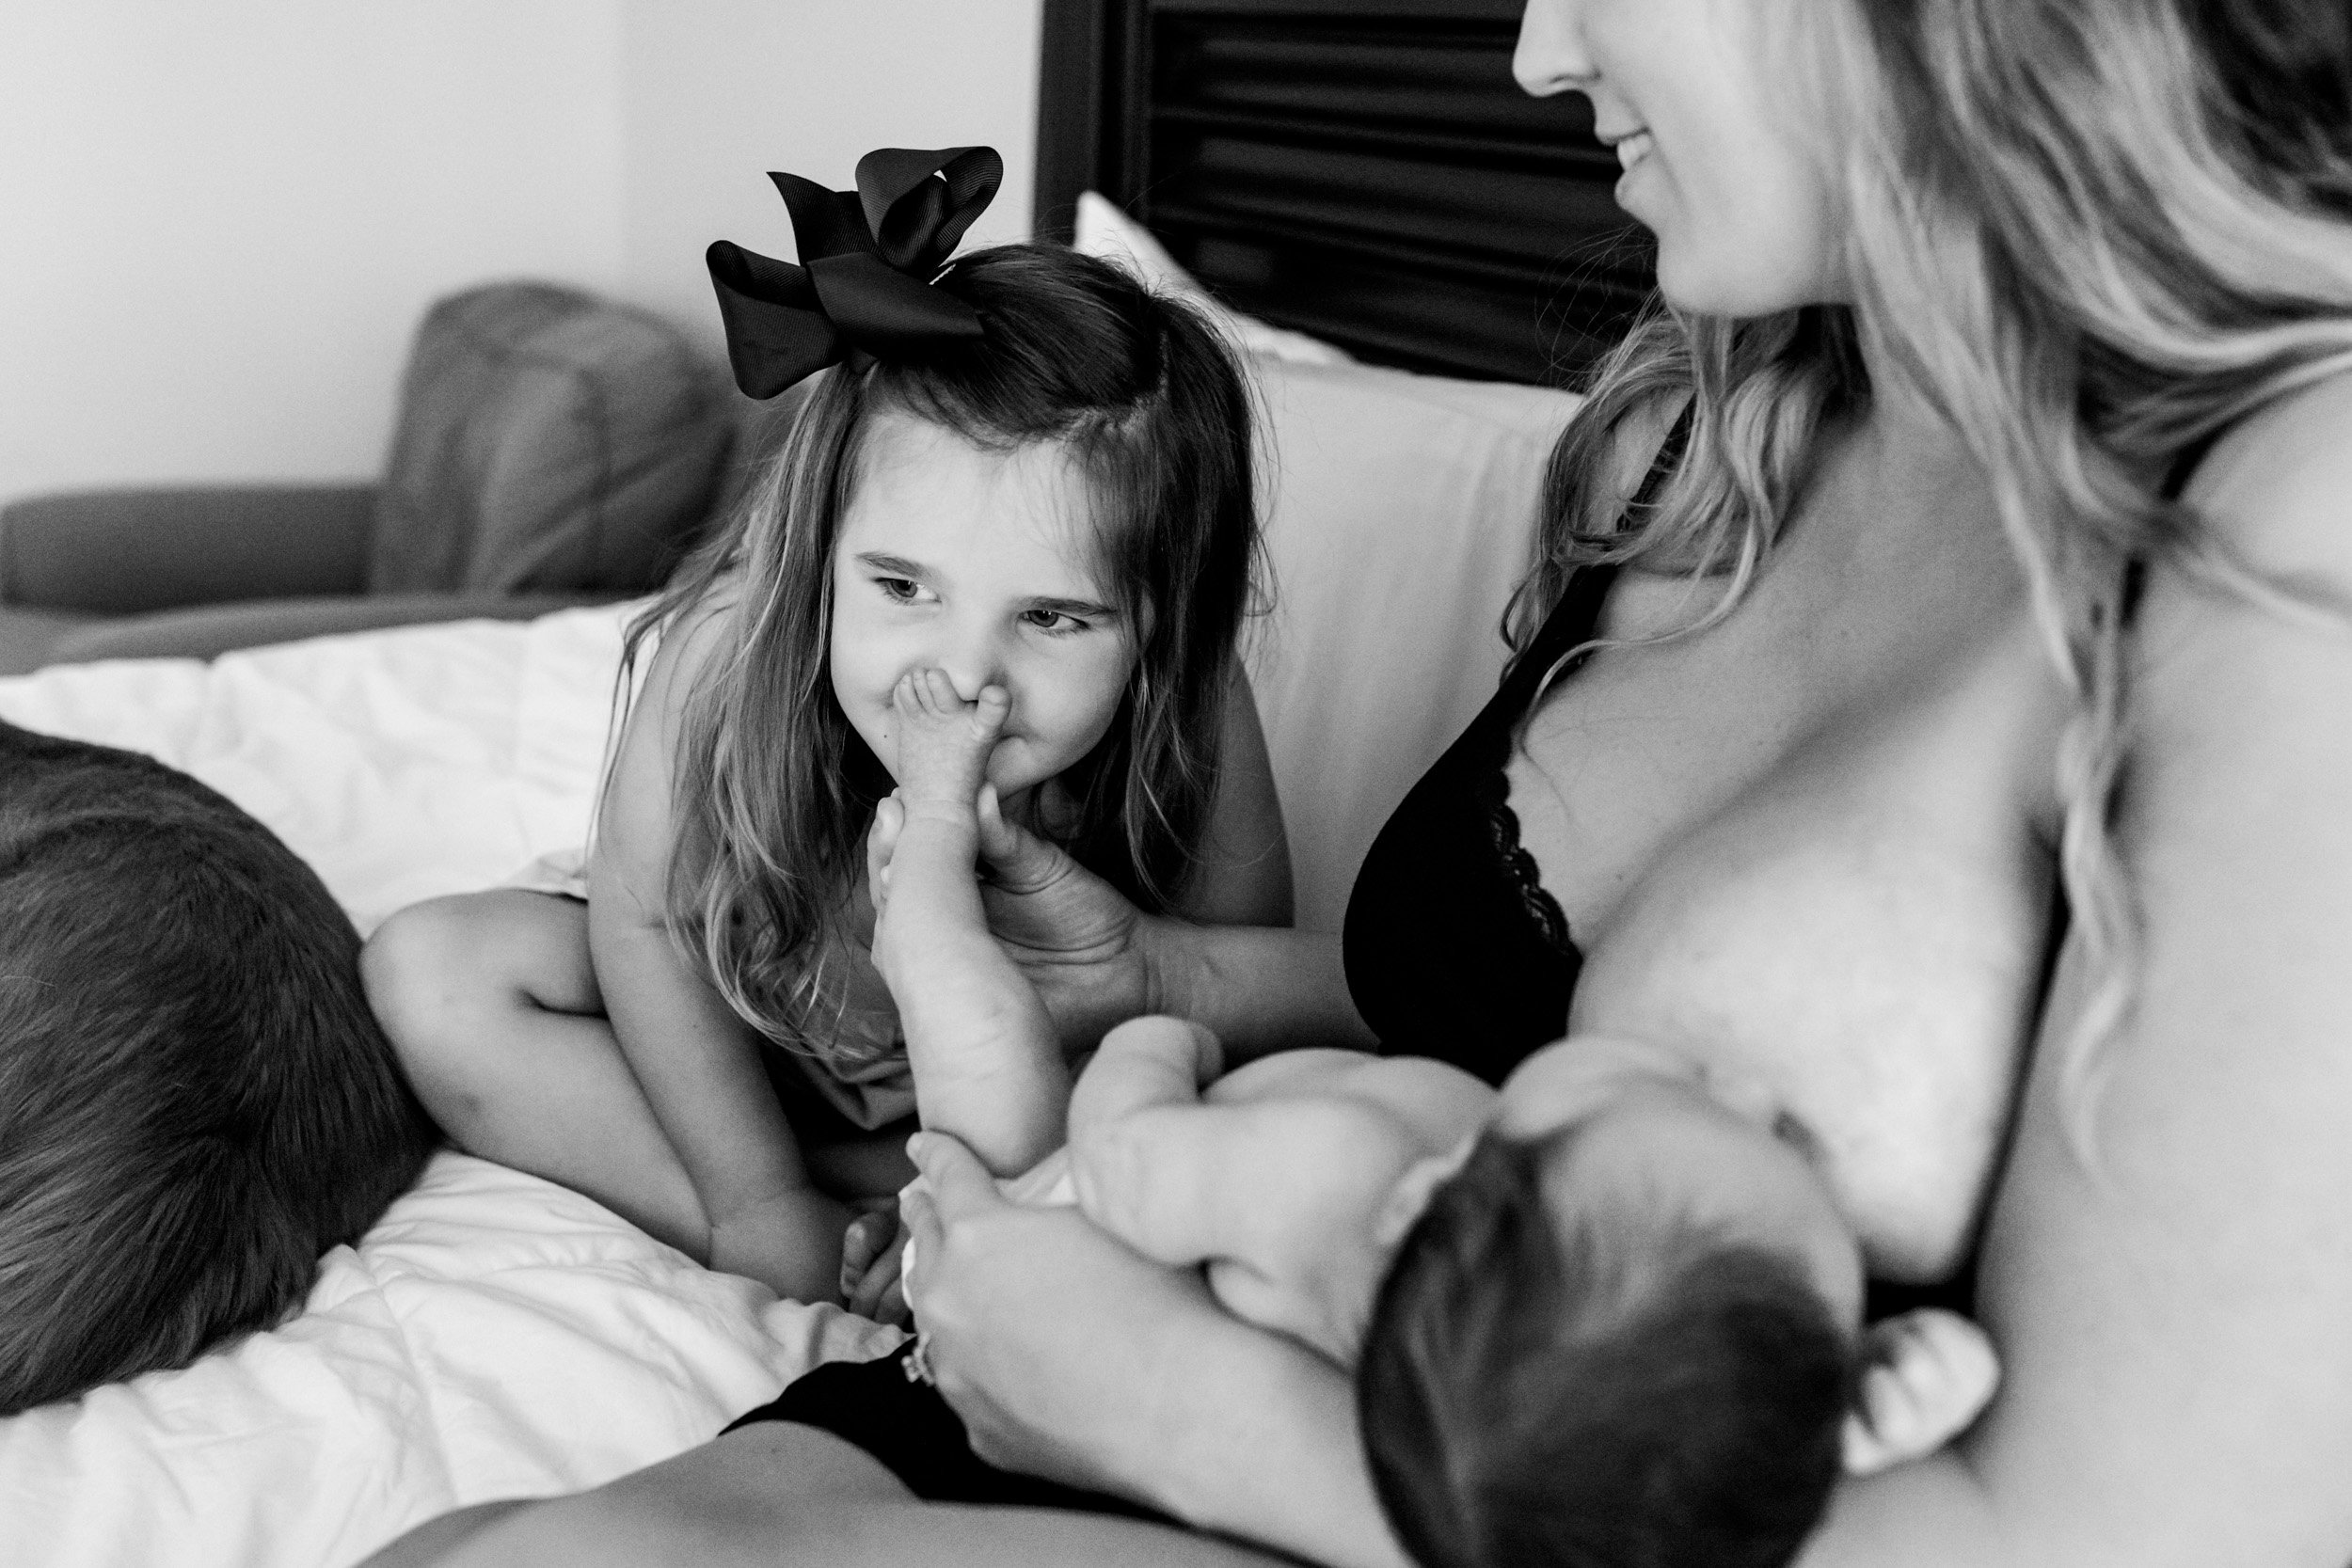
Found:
[1526,0,2352,1141]
[619,244,1258,1060]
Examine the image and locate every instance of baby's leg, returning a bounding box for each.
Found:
[363,890,707,1253]
[868,670,1064,1175]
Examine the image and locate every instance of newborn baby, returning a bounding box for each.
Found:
[850,773,1998,1568]
[1026,1018,1998,1566]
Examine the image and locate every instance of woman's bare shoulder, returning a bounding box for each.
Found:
[2183,368,2352,578]
[1947,367,2352,1563]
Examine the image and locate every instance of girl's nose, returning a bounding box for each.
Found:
[931,623,1009,705]
[1514,0,1594,98]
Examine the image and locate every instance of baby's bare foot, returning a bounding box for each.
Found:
[890,669,1010,810]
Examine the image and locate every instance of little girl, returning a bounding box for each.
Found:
[363,163,1288,1305]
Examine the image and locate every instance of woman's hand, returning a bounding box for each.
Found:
[902,1131,1412,1568]
[973,786,1165,1050]
[898,1129,1215,1500]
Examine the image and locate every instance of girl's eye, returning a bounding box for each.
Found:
[1020,609,1090,636]
[876,577,926,605]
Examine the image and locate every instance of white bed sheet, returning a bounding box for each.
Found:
[0,608,901,1568]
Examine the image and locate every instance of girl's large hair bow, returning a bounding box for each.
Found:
[707,145,1003,400]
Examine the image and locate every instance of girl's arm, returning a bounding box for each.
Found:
[1798,376,2352,1566]
[591,599,844,1302]
[1175,671,1295,927]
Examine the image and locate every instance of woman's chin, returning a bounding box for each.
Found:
[1651,249,1845,321]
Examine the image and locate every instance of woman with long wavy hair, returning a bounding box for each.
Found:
[369,0,2352,1563]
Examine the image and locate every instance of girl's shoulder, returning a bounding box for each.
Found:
[636,571,750,707]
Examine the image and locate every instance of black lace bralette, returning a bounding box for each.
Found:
[1340,561,1615,1084]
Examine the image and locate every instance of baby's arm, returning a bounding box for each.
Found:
[593,597,845,1301]
[1067,1029,1493,1364]
[866,671,1067,1176]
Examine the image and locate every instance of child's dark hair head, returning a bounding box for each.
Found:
[0,722,436,1415]
[632,241,1259,1055]
[1358,1132,1856,1568]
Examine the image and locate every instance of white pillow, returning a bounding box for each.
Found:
[1070,196,1586,932]
[1073,192,1357,366]
[1243,358,1583,934]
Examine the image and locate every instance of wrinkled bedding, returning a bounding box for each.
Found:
[0,609,900,1568]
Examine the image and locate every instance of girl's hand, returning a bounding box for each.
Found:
[974,788,1163,1049]
[899,1130,1217,1501]
[839,1206,912,1324]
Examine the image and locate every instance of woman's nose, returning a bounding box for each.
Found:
[1514,0,1593,98]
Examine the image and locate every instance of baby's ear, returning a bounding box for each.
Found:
[1841,1308,2001,1476]
[1370,1136,1477,1250]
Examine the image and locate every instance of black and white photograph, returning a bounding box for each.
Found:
[5,3,2350,1565]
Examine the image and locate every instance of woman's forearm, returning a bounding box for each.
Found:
[1135,1311,1409,1568]
[904,1144,1402,1567]
[1151,923,1375,1063]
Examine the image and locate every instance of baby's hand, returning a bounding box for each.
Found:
[889,668,1010,815]
[1842,1307,2001,1475]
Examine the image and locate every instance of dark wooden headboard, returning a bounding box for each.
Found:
[1033,0,1655,385]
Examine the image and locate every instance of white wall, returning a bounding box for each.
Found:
[0,0,1042,509]
[0,1,628,501]
[615,0,1042,358]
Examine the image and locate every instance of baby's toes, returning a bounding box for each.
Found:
[917,668,964,719]
[971,685,1011,738]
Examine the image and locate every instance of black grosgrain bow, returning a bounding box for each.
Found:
[706,145,1004,399]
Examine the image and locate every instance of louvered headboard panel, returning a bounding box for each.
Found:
[1035,0,1655,383]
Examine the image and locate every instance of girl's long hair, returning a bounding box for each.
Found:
[1526,0,2352,1141]
[621,244,1258,1059]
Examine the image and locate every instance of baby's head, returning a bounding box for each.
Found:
[654,241,1257,1037]
[1359,1037,1994,1568]
[0,723,436,1414]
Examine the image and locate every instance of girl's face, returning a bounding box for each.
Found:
[1516,0,1847,315]
[829,411,1137,805]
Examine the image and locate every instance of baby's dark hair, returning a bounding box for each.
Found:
[0,722,436,1414]
[631,241,1260,1054]
[1359,1132,1855,1568]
